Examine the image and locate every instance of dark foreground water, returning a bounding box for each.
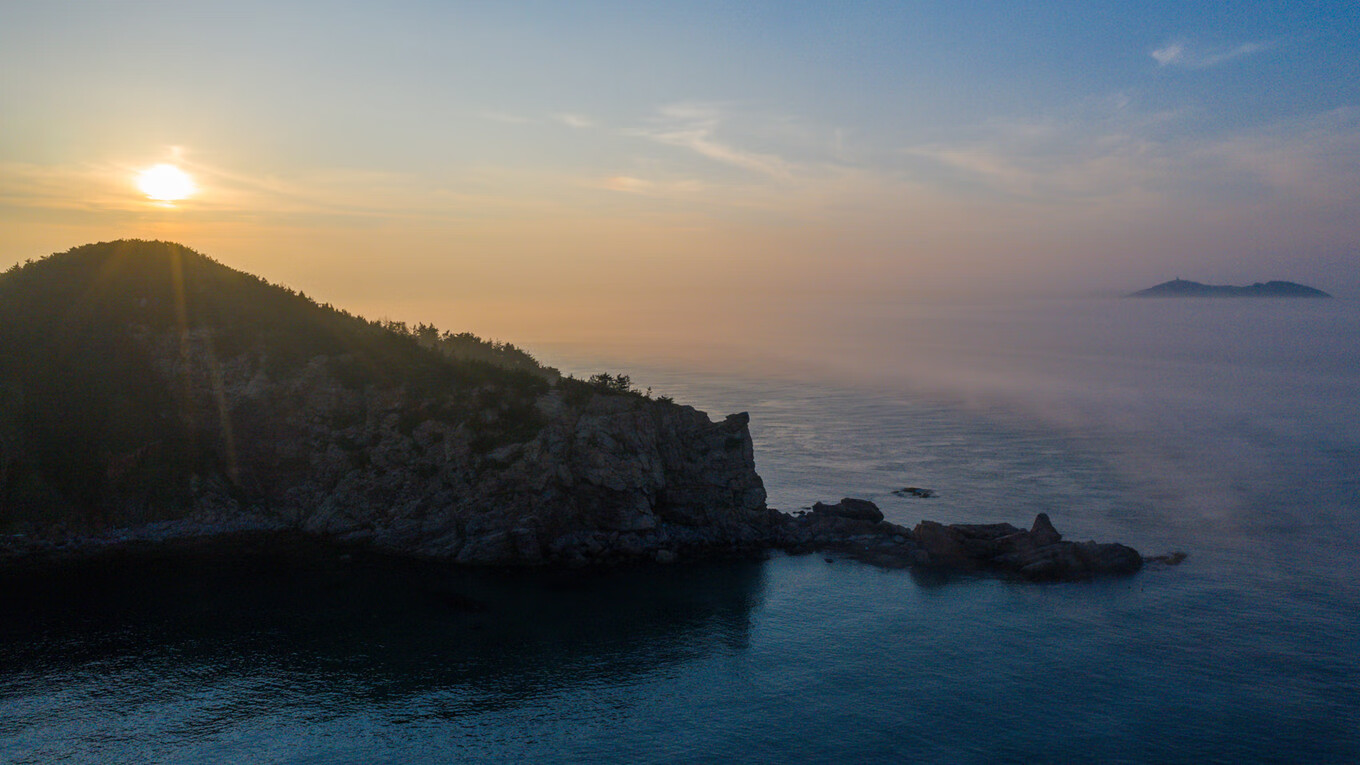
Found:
[3,299,1359,763]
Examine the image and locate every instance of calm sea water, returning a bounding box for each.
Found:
[3,299,1359,763]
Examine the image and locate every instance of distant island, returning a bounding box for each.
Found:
[1130,279,1331,298]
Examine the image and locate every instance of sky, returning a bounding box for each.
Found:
[2,1,1358,343]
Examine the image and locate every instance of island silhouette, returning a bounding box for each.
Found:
[1130,278,1330,298]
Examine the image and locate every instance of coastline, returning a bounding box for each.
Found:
[1,503,1147,582]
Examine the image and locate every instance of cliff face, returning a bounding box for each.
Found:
[152,333,769,564]
[0,241,769,563]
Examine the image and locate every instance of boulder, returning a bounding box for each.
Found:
[910,520,972,568]
[892,487,936,499]
[1029,512,1062,546]
[811,498,884,523]
[901,514,1142,580]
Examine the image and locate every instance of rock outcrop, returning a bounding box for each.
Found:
[909,512,1143,580]
[810,497,885,523]
[891,486,935,499]
[126,349,775,566]
[772,504,1143,580]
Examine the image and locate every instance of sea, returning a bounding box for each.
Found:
[2,298,1358,763]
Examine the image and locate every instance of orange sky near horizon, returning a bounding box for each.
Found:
[3,3,1358,349]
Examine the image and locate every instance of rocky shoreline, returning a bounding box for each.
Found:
[780,500,1146,580]
[1,499,1150,582]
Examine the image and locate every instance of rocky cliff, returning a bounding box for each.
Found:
[0,241,772,564]
[153,337,772,565]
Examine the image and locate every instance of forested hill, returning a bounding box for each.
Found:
[0,241,768,565]
[0,240,558,382]
[0,240,575,529]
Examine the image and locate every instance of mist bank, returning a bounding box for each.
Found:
[530,297,1360,553]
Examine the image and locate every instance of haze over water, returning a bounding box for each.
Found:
[4,297,1357,763]
[3,1,1359,761]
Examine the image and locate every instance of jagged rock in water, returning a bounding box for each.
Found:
[910,513,1143,580]
[1029,512,1062,546]
[891,487,936,499]
[1145,550,1188,566]
[810,498,885,523]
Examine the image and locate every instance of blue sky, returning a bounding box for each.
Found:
[2,1,1358,338]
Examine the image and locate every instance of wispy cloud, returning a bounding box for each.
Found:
[628,102,796,180]
[902,100,1178,202]
[475,109,533,124]
[1192,108,1360,204]
[1151,39,1270,68]
[553,112,595,129]
[597,175,708,197]
[603,175,653,193]
[902,100,1360,212]
[0,157,598,230]
[0,162,133,213]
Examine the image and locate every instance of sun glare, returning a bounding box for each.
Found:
[136,164,196,202]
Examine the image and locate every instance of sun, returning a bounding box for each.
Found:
[136,164,196,202]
